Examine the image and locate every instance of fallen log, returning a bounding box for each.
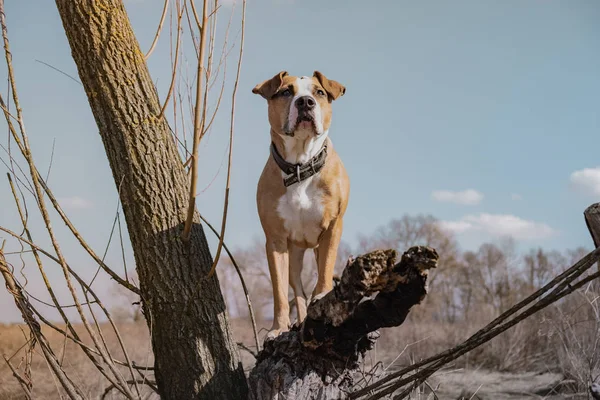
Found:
[248,246,439,400]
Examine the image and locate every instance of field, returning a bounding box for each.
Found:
[1,305,598,399]
[1,217,599,399]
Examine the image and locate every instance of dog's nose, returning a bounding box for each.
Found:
[295,96,315,110]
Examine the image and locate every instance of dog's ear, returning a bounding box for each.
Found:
[313,71,346,101]
[252,71,288,100]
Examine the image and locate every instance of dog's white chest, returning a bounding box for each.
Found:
[276,176,324,247]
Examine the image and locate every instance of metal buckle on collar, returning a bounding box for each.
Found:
[296,164,301,184]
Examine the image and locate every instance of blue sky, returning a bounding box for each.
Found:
[0,0,599,322]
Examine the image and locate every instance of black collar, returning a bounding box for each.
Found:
[270,142,328,187]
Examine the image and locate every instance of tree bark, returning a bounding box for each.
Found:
[248,246,438,400]
[53,1,247,399]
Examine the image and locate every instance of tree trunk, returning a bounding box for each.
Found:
[53,1,247,399]
[249,246,438,399]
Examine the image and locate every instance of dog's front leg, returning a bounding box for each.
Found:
[312,218,343,299]
[265,238,290,339]
[289,244,307,325]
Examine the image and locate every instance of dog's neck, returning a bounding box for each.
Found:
[271,128,329,165]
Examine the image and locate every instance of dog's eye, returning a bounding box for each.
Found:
[280,89,292,97]
[316,89,326,97]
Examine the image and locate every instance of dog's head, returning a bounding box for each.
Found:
[252,71,345,138]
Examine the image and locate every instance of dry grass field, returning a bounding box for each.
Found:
[2,217,599,399]
[1,304,598,399]
[0,319,256,399]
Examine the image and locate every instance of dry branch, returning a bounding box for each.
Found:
[182,0,209,241]
[199,213,260,352]
[145,0,170,59]
[3,354,33,400]
[158,0,183,119]
[0,248,85,400]
[207,0,246,277]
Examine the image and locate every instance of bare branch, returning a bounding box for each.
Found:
[3,354,33,400]
[145,0,170,59]
[102,379,158,400]
[158,0,183,119]
[206,0,246,277]
[0,248,85,400]
[200,212,260,352]
[182,0,209,241]
[6,174,130,396]
[0,89,140,295]
[189,0,203,33]
[35,59,81,85]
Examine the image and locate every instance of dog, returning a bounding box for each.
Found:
[252,71,349,339]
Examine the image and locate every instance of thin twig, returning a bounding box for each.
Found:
[206,0,246,277]
[102,379,158,400]
[35,59,81,85]
[30,303,153,370]
[237,342,257,358]
[89,196,121,288]
[45,137,56,183]
[3,354,33,399]
[0,248,85,399]
[199,212,260,352]
[201,1,234,138]
[117,211,130,282]
[183,1,199,55]
[1,84,137,294]
[6,175,128,395]
[38,173,140,294]
[189,0,203,32]
[145,0,170,59]
[0,92,140,294]
[82,285,142,398]
[158,0,183,119]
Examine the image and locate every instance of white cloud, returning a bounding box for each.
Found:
[570,167,600,197]
[431,189,484,206]
[58,196,93,210]
[439,213,556,241]
[438,220,474,234]
[511,193,522,201]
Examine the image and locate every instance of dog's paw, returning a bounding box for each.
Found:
[265,324,290,341]
[265,329,280,340]
[291,318,305,329]
[309,291,328,304]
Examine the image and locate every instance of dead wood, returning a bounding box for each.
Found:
[585,203,600,271]
[248,246,439,400]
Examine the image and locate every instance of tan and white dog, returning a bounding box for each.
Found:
[252,71,350,339]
